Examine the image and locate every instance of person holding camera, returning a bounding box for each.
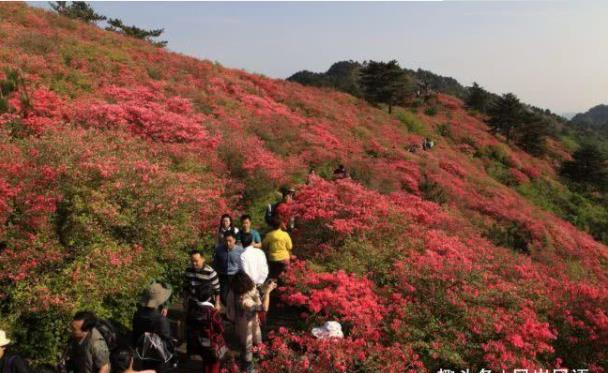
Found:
[225,272,277,373]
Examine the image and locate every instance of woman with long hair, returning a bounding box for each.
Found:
[225,272,276,373]
[216,214,238,246]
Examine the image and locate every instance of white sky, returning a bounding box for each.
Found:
[30,1,608,114]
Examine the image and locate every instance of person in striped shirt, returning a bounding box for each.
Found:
[184,249,221,310]
[184,249,221,359]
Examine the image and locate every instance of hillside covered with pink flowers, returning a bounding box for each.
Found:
[1,3,607,372]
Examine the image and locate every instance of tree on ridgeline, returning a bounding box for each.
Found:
[561,144,608,192]
[360,60,410,114]
[105,18,168,48]
[488,92,525,143]
[49,1,106,23]
[325,60,363,97]
[466,82,492,113]
[515,111,550,156]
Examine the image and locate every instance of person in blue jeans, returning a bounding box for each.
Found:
[212,230,244,305]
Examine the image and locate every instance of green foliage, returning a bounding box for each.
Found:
[408,68,468,99]
[560,144,608,193]
[465,82,492,113]
[394,108,427,135]
[106,18,167,48]
[475,144,514,167]
[488,93,523,143]
[311,236,406,287]
[50,1,106,23]
[17,32,55,56]
[437,123,453,140]
[0,69,30,115]
[288,61,363,98]
[424,106,438,116]
[571,104,608,128]
[517,179,608,244]
[419,176,449,205]
[2,127,220,363]
[360,60,411,114]
[486,221,532,254]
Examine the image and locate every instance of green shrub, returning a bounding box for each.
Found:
[395,108,427,135]
[419,175,449,205]
[437,123,453,139]
[485,221,532,254]
[424,106,438,116]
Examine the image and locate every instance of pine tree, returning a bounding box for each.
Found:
[488,93,524,143]
[106,18,167,48]
[50,2,106,24]
[561,144,608,192]
[466,82,491,113]
[515,112,549,156]
[360,60,410,114]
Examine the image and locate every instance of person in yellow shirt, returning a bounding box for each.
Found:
[262,219,293,281]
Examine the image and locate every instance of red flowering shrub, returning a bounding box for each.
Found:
[281,260,386,340]
[293,175,391,236]
[256,328,426,373]
[2,4,608,372]
[72,85,217,146]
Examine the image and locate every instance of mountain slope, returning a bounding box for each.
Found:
[572,104,608,128]
[1,3,608,372]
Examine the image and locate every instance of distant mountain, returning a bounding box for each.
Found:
[560,112,578,120]
[288,60,469,100]
[288,60,567,126]
[571,104,608,128]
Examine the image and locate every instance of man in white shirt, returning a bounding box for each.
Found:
[239,232,269,287]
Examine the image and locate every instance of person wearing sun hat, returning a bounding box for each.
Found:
[131,283,174,373]
[0,330,31,373]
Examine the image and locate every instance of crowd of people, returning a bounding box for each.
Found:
[0,187,298,373]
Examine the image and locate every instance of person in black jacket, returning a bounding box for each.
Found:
[131,283,174,373]
[0,330,30,373]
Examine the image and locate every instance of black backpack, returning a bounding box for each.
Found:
[95,319,118,351]
[264,203,275,226]
[135,332,174,364]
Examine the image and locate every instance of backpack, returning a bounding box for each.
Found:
[95,319,118,352]
[264,203,275,226]
[135,332,174,364]
[187,301,226,359]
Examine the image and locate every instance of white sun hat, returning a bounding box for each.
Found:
[0,330,11,347]
[311,321,343,339]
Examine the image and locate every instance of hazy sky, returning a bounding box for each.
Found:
[31,1,608,114]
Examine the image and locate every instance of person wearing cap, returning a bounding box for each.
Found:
[132,283,172,344]
[264,186,295,231]
[131,283,173,373]
[0,330,30,373]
